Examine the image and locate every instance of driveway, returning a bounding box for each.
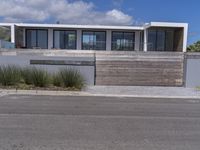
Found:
[0,95,199,150]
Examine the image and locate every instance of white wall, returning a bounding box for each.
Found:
[77,29,82,50]
[0,55,95,85]
[183,24,188,52]
[134,31,141,51]
[106,30,112,51]
[48,29,53,49]
[22,28,26,47]
[143,29,148,52]
[11,25,15,43]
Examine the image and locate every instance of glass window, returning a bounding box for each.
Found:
[112,32,135,51]
[54,30,76,49]
[165,30,174,51]
[26,30,36,48]
[26,29,48,49]
[148,29,175,51]
[37,30,48,49]
[156,30,165,51]
[82,31,106,50]
[147,30,157,51]
[82,32,94,50]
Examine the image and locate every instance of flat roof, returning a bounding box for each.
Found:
[0,22,188,30]
[145,22,188,28]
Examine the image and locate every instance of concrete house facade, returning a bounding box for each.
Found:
[0,22,188,52]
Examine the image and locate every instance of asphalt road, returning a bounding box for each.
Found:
[0,95,200,150]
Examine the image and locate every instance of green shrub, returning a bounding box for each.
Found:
[53,68,85,89]
[0,65,21,86]
[31,67,50,87]
[22,67,50,87]
[0,65,85,90]
[21,67,33,85]
[52,73,62,87]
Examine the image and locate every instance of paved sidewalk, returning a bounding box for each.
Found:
[85,86,200,99]
[0,86,200,99]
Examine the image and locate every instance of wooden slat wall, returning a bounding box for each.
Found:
[95,52,184,86]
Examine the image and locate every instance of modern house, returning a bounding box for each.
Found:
[0,22,188,52]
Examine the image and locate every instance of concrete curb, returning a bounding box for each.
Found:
[1,89,200,99]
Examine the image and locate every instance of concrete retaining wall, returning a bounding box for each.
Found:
[95,51,184,86]
[0,49,197,87]
[0,50,95,85]
[185,53,200,87]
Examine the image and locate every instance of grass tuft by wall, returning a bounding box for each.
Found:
[0,65,85,90]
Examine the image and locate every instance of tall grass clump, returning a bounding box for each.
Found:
[0,65,21,86]
[21,67,50,87]
[30,67,50,87]
[53,68,85,89]
[21,67,33,85]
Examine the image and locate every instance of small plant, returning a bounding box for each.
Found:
[52,73,62,87]
[53,68,85,89]
[21,67,33,85]
[0,65,85,91]
[0,65,21,86]
[31,67,50,87]
[25,67,50,87]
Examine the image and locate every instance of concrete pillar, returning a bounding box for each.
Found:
[134,31,140,51]
[183,24,188,52]
[77,29,82,50]
[23,28,26,47]
[106,30,112,51]
[48,28,53,49]
[143,29,148,52]
[11,25,15,43]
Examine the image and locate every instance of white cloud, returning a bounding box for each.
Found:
[112,0,124,8]
[0,0,133,25]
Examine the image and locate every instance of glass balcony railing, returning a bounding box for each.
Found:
[111,42,135,51]
[82,41,106,50]
[0,40,15,49]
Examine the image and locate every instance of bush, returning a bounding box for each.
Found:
[29,67,50,87]
[21,67,33,85]
[0,65,85,90]
[0,65,21,86]
[52,73,62,87]
[53,68,85,89]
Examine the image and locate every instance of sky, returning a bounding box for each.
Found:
[0,0,199,45]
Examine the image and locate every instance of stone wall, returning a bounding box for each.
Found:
[95,51,184,86]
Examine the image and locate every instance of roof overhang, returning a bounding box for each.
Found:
[14,23,144,30]
[0,22,188,31]
[144,22,188,29]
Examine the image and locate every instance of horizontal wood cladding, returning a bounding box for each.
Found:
[95,53,184,86]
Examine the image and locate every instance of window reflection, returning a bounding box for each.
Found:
[82,31,106,50]
[112,32,135,51]
[148,29,175,51]
[26,29,48,49]
[54,30,76,49]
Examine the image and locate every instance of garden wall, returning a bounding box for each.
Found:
[0,49,195,87]
[95,51,184,86]
[185,53,200,87]
[0,50,95,85]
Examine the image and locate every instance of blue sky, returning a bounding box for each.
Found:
[88,0,200,45]
[0,0,199,45]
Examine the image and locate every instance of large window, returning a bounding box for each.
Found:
[112,32,135,51]
[26,29,48,49]
[54,30,76,49]
[148,29,175,51]
[82,31,106,50]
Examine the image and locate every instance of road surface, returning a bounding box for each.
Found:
[0,95,199,150]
